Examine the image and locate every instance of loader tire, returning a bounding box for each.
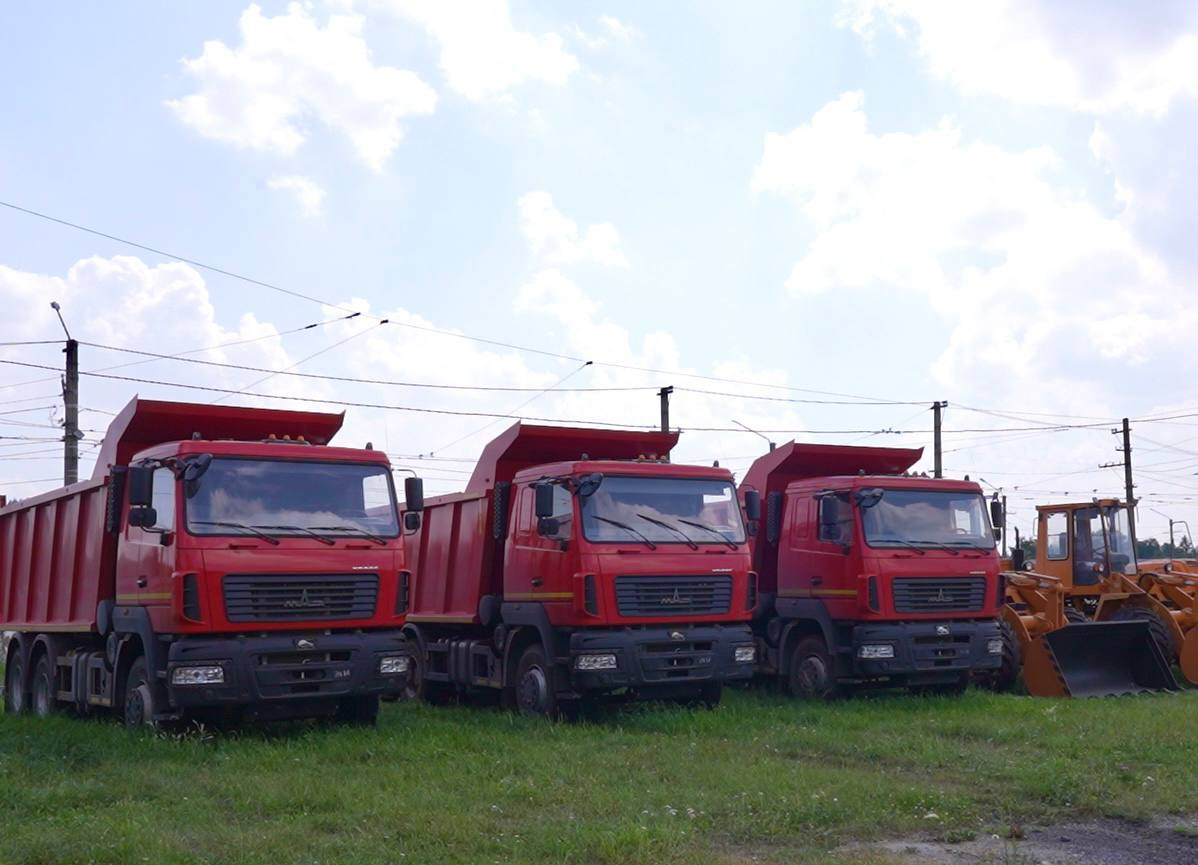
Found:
[1111,606,1179,661]
[979,620,1021,692]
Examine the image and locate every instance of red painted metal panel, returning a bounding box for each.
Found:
[408,492,493,622]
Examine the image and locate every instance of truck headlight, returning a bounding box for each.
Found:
[171,665,225,686]
[574,653,618,671]
[987,638,1005,655]
[857,643,895,660]
[734,645,756,663]
[379,655,411,676]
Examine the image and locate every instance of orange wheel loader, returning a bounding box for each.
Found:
[1136,560,1198,684]
[988,499,1177,697]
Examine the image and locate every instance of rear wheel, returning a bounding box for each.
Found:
[122,657,156,728]
[514,644,558,719]
[1111,606,1178,661]
[4,650,26,715]
[31,655,56,718]
[787,636,839,699]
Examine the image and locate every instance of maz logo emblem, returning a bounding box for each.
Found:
[936,625,950,636]
[295,638,316,650]
[283,589,327,609]
[659,589,691,606]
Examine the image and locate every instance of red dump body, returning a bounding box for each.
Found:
[406,422,753,628]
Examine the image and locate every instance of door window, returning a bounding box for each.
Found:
[1045,511,1068,560]
[151,467,175,531]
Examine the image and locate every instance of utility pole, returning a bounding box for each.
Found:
[1121,418,1135,548]
[658,386,673,434]
[1002,494,1008,557]
[51,301,79,485]
[932,400,947,479]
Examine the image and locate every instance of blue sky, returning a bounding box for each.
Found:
[3,1,1198,544]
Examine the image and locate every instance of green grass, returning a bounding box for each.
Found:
[2,687,1197,865]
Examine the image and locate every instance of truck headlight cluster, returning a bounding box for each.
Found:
[379,655,411,676]
[857,643,895,660]
[574,653,618,671]
[734,645,756,663]
[171,666,225,686]
[987,638,1005,655]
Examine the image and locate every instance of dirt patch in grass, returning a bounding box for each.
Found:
[850,815,1198,864]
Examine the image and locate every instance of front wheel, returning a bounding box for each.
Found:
[122,658,156,729]
[787,636,839,699]
[4,650,26,715]
[514,644,558,719]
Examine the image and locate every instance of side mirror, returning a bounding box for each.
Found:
[128,506,158,529]
[993,527,1002,542]
[537,516,559,537]
[404,511,421,532]
[990,498,1005,529]
[744,490,761,522]
[128,466,154,507]
[534,483,555,519]
[404,476,424,512]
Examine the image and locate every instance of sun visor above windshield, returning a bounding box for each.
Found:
[466,422,680,494]
[92,396,345,480]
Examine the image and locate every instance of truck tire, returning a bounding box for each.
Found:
[514,644,558,719]
[787,636,839,699]
[1111,606,1179,661]
[336,695,380,727]
[4,650,26,715]
[31,655,56,718]
[122,657,156,728]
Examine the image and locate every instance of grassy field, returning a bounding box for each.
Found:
[2,687,1197,865]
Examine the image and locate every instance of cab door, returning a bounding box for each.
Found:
[116,466,178,627]
[797,491,853,611]
[504,484,574,605]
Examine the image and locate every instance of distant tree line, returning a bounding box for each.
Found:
[1012,534,1194,562]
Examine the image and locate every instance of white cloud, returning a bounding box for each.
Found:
[752,91,1196,399]
[268,175,326,217]
[518,191,628,267]
[168,3,437,170]
[378,0,578,101]
[839,0,1198,115]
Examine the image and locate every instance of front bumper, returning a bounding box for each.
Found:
[849,619,1001,682]
[567,624,755,693]
[165,630,411,709]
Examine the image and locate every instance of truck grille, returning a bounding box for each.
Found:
[615,575,732,617]
[892,577,986,614]
[223,573,378,623]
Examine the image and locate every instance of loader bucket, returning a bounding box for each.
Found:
[1021,620,1178,697]
[1181,629,1198,685]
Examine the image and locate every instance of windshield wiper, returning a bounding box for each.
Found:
[636,513,698,549]
[253,524,336,546]
[309,524,388,546]
[675,518,738,550]
[913,541,960,555]
[941,540,992,551]
[869,537,926,555]
[190,520,280,545]
[591,515,657,550]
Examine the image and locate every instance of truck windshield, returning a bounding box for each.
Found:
[184,458,399,539]
[860,489,994,549]
[580,476,746,544]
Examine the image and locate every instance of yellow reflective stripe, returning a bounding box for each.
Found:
[505,592,574,601]
[116,592,172,603]
[779,588,857,598]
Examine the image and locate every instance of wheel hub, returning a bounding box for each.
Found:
[797,655,828,696]
[518,666,548,714]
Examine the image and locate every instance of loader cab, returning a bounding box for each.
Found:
[1036,500,1137,592]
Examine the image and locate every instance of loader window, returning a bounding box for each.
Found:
[1045,512,1068,560]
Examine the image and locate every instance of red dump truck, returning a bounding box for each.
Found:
[2,398,422,727]
[740,442,1004,696]
[400,423,759,717]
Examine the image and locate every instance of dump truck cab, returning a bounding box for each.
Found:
[742,442,1004,697]
[403,423,757,717]
[3,398,422,727]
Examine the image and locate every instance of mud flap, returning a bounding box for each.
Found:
[1181,629,1198,686]
[1022,620,1178,697]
